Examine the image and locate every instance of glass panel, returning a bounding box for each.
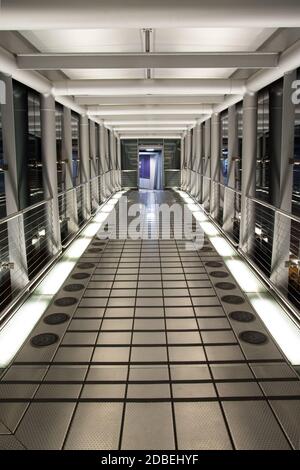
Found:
[28,91,43,205]
[256,89,270,201]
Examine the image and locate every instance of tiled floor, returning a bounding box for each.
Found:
[0,190,299,449]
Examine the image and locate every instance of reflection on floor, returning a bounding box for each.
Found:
[0,190,299,450]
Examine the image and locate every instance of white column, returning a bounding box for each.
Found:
[40,93,61,254]
[1,72,28,291]
[203,119,211,210]
[239,92,257,253]
[223,105,237,234]
[210,112,220,220]
[80,114,91,220]
[271,71,296,290]
[63,106,78,233]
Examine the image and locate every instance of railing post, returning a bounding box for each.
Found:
[239,92,257,253]
[271,71,296,290]
[0,72,29,290]
[80,114,91,220]
[40,93,61,255]
[223,105,237,234]
[210,112,220,220]
[63,106,78,234]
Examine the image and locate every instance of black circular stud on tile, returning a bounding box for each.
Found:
[215,282,236,290]
[77,262,95,269]
[44,313,70,325]
[229,311,255,323]
[63,283,84,292]
[206,261,223,268]
[54,297,77,307]
[210,271,229,278]
[239,330,268,345]
[221,294,244,305]
[88,247,103,253]
[71,272,90,280]
[31,333,59,348]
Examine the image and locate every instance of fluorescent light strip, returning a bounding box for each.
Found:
[0,190,123,367]
[0,295,51,368]
[199,221,220,237]
[210,236,236,257]
[247,293,300,365]
[225,259,266,293]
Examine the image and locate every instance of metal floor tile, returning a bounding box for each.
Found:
[121,403,175,450]
[64,403,123,450]
[222,401,291,449]
[15,403,76,450]
[2,189,299,450]
[175,402,232,449]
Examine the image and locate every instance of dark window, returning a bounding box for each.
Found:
[27,91,43,205]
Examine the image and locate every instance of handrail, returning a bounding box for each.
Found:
[247,195,300,225]
[0,197,52,226]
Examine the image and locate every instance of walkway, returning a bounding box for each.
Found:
[0,190,299,450]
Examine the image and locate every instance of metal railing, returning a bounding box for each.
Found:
[0,169,120,321]
[182,170,300,316]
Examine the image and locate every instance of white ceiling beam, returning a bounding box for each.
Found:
[52,79,246,96]
[17,52,278,70]
[104,119,197,125]
[1,1,299,28]
[120,134,182,139]
[114,126,188,131]
[75,95,224,106]
[87,105,212,116]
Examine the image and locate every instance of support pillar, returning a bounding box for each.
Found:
[223,105,238,234]
[210,113,220,220]
[63,106,78,234]
[89,120,99,209]
[1,73,28,291]
[80,114,91,220]
[239,92,257,253]
[41,93,61,255]
[99,123,107,200]
[270,71,296,290]
[203,119,211,210]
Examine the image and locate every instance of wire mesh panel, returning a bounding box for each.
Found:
[223,187,241,244]
[121,170,137,188]
[90,176,100,215]
[58,189,78,246]
[0,214,28,315]
[24,200,54,280]
[202,175,210,212]
[165,169,180,188]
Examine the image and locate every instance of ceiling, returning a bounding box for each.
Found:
[0,5,300,139]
